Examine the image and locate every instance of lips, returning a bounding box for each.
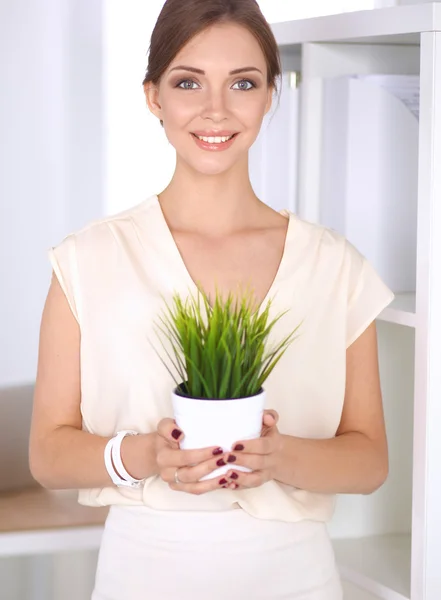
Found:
[192,131,238,137]
[191,133,238,141]
[191,132,239,151]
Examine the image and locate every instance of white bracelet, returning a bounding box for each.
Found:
[111,431,143,484]
[104,430,144,489]
[104,436,124,486]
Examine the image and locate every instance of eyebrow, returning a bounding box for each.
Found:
[168,65,263,76]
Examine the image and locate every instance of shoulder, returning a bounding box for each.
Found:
[288,211,364,270]
[286,212,394,346]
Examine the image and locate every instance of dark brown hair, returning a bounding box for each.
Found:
[142,0,282,95]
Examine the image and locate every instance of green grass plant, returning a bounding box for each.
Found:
[153,287,301,400]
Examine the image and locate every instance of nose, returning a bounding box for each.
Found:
[201,88,229,122]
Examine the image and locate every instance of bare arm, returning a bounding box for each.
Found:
[273,322,388,495]
[29,272,158,490]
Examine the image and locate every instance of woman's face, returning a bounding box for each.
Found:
[145,22,274,176]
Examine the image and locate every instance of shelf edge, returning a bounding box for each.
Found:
[0,525,104,557]
[377,310,416,328]
[338,565,410,600]
[272,4,438,47]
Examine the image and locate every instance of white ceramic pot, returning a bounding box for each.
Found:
[171,387,266,480]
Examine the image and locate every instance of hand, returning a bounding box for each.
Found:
[223,409,284,490]
[154,418,233,494]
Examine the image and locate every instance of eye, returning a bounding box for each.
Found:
[175,78,257,91]
[176,79,199,90]
[232,79,256,91]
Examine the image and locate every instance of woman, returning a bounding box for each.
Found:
[29,1,394,598]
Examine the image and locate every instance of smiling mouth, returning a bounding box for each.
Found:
[191,133,239,144]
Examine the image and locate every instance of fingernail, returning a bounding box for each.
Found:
[227,455,237,463]
[217,459,226,467]
[212,447,223,456]
[230,472,239,480]
[219,478,227,485]
[171,429,182,440]
[234,444,244,451]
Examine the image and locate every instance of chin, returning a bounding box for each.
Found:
[194,163,238,177]
[182,155,241,177]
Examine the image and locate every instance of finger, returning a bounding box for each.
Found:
[162,454,230,484]
[158,445,225,469]
[157,418,185,445]
[261,410,279,435]
[262,413,276,428]
[261,416,275,435]
[168,473,232,495]
[224,452,270,472]
[263,409,279,424]
[224,469,268,490]
[230,436,273,456]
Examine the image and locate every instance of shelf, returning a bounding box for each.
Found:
[0,486,108,556]
[272,3,441,49]
[377,293,416,328]
[342,580,384,600]
[333,534,411,600]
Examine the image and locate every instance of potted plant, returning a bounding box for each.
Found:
[152,286,301,480]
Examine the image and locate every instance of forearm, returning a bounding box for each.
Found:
[273,431,388,495]
[30,426,158,490]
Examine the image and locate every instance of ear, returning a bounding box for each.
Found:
[144,82,162,120]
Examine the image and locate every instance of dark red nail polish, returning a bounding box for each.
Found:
[171,429,182,440]
[219,478,227,485]
[212,447,223,456]
[217,459,226,467]
[234,444,244,451]
[227,455,237,463]
[230,472,239,480]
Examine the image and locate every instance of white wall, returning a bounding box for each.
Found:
[1,1,104,598]
[1,0,66,387]
[102,1,175,215]
[0,0,104,388]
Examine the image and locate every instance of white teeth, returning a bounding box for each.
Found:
[195,134,234,143]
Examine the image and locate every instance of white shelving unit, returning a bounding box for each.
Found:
[272,4,441,600]
[379,294,416,328]
[0,488,107,557]
[335,534,411,600]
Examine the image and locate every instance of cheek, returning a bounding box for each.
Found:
[232,95,270,126]
[163,100,195,127]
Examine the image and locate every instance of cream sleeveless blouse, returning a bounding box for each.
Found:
[48,194,394,522]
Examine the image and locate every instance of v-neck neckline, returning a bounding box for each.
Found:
[152,194,295,314]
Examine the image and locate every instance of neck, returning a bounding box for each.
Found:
[157,157,263,236]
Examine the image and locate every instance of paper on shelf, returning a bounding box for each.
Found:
[352,74,420,120]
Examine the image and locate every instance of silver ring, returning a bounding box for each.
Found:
[174,468,181,484]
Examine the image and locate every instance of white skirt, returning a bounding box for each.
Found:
[92,505,343,600]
